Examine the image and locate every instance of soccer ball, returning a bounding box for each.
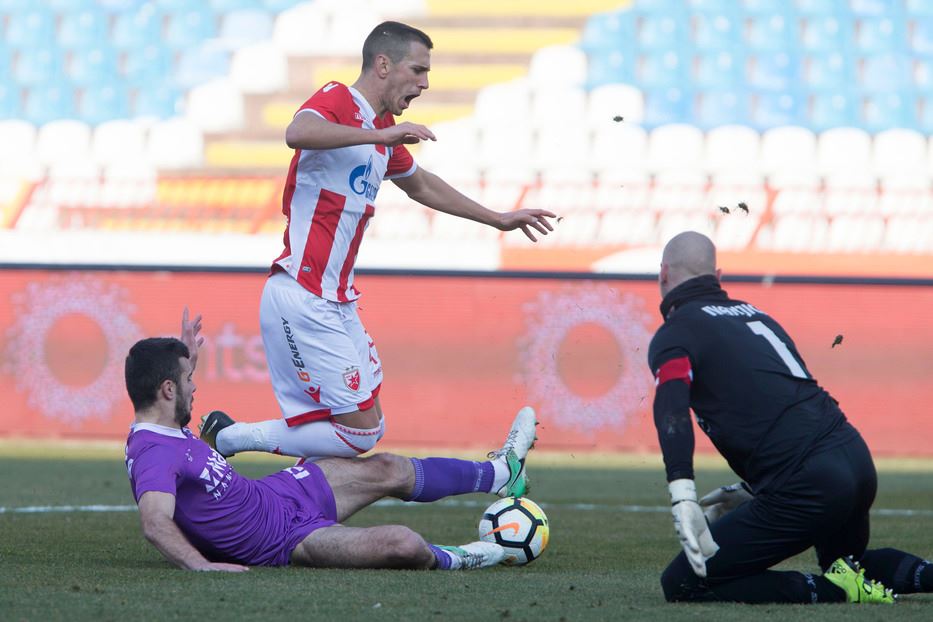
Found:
[478,496,549,565]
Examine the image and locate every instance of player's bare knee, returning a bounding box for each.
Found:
[382,526,432,568]
[365,453,413,494]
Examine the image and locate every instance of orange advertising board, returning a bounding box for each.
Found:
[0,268,931,456]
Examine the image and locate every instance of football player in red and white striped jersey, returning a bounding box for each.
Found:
[200,22,555,461]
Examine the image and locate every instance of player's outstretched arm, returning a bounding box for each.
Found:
[180,307,204,373]
[286,112,435,150]
[393,168,556,241]
[137,491,249,572]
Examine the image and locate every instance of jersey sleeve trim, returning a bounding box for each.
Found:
[384,161,418,180]
[655,356,693,387]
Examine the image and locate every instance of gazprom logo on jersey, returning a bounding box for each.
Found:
[349,156,378,200]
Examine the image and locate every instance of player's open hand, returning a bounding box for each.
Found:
[669,479,719,578]
[378,122,436,146]
[699,482,754,523]
[497,209,557,242]
[180,307,204,372]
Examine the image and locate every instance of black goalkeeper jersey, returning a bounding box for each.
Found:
[648,275,858,493]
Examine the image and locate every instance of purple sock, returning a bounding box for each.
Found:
[406,457,494,502]
[429,544,452,570]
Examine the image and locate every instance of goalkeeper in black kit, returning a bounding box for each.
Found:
[648,231,933,604]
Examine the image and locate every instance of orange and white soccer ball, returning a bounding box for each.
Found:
[478,496,549,565]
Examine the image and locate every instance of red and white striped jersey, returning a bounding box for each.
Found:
[272,81,417,302]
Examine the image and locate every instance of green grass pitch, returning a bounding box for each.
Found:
[1,449,931,621]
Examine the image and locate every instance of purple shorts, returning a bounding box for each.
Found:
[260,462,338,566]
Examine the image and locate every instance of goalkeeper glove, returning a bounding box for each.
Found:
[669,479,720,578]
[699,481,754,522]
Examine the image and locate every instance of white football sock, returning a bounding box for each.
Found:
[490,456,510,493]
[217,418,383,459]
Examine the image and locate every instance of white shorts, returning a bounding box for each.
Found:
[260,271,383,426]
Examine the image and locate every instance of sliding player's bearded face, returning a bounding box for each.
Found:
[173,357,195,428]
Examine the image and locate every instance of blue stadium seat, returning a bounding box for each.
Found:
[68,45,119,87]
[751,90,806,130]
[855,17,907,54]
[914,58,933,92]
[0,0,34,10]
[58,9,109,48]
[911,18,933,57]
[78,84,131,125]
[23,84,77,125]
[860,54,913,92]
[907,0,933,18]
[637,51,689,89]
[804,52,857,91]
[800,15,854,53]
[112,6,164,50]
[748,52,800,91]
[47,0,97,9]
[637,15,690,52]
[643,86,692,128]
[124,45,175,87]
[5,8,55,49]
[695,89,750,129]
[154,0,191,10]
[174,45,231,89]
[165,7,218,48]
[693,13,741,52]
[917,96,933,132]
[862,91,918,132]
[261,0,311,10]
[13,47,65,87]
[585,49,638,87]
[133,83,184,119]
[219,9,274,50]
[742,0,794,17]
[580,12,636,53]
[745,14,796,52]
[633,0,686,14]
[694,50,746,88]
[0,82,22,118]
[209,0,263,10]
[808,91,860,131]
[794,0,847,16]
[689,0,738,15]
[849,0,899,18]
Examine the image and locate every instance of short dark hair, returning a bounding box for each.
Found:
[125,337,190,411]
[361,21,433,70]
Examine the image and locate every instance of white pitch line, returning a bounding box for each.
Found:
[2,500,933,518]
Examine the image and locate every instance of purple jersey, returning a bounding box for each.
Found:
[125,423,337,566]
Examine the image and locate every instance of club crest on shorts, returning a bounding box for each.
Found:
[343,367,361,391]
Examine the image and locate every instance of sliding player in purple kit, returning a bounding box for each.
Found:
[124,310,536,571]
[198,20,555,462]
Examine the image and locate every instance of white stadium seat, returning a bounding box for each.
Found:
[872,128,927,178]
[146,117,204,169]
[474,79,532,128]
[823,173,878,215]
[647,124,704,173]
[0,120,40,179]
[230,43,288,94]
[590,122,648,177]
[760,126,817,177]
[528,45,587,88]
[530,86,587,128]
[272,3,330,55]
[92,120,146,168]
[186,79,245,133]
[704,125,761,174]
[817,127,872,177]
[586,83,645,127]
[36,120,92,171]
